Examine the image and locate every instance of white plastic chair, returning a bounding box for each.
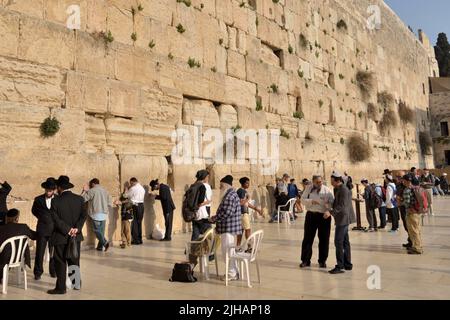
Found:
[225,230,264,288]
[277,198,296,225]
[1,236,29,294]
[185,227,219,280]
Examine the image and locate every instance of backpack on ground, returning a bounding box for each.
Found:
[182,182,203,223]
[412,186,428,214]
[169,262,197,283]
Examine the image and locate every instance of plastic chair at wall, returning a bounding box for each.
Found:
[225,229,264,288]
[185,227,219,280]
[0,236,29,294]
[277,198,296,225]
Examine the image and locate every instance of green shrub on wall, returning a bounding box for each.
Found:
[40,117,60,138]
[347,135,371,163]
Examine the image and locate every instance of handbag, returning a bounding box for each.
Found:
[66,237,79,260]
[169,262,197,283]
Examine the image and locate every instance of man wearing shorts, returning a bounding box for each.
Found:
[236,177,262,252]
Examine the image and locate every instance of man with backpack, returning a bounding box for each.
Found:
[374,182,387,229]
[361,179,379,232]
[385,174,399,233]
[182,170,211,241]
[402,175,427,255]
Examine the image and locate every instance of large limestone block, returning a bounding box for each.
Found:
[106,3,134,46]
[0,8,19,57]
[119,155,168,186]
[0,56,65,108]
[105,118,174,156]
[138,86,183,126]
[74,32,115,78]
[182,99,220,128]
[0,103,83,150]
[235,105,267,129]
[108,81,140,118]
[215,0,233,25]
[18,16,75,69]
[227,50,246,79]
[217,104,238,129]
[256,15,288,50]
[85,114,107,152]
[0,149,119,209]
[114,45,159,85]
[3,0,44,18]
[231,0,248,32]
[215,45,227,74]
[66,71,108,113]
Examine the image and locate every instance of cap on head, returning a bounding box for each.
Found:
[220,175,233,185]
[331,171,342,179]
[195,170,209,181]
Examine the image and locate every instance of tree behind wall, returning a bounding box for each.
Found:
[435,33,450,77]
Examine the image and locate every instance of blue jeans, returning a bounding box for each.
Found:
[93,220,107,249]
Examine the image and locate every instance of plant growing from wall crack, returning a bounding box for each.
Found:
[40,116,60,138]
[176,24,186,33]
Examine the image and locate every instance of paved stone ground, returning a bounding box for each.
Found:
[2,198,450,300]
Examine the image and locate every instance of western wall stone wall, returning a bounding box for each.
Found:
[0,0,436,242]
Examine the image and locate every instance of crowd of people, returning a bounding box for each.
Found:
[0,166,445,293]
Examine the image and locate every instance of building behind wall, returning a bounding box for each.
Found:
[430,78,450,167]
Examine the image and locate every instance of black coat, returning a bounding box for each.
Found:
[31,194,56,237]
[155,184,176,213]
[50,191,87,246]
[0,181,12,213]
[0,223,37,268]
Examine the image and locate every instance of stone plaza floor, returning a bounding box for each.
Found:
[2,198,450,300]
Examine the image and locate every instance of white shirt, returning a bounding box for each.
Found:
[301,185,334,213]
[127,183,146,204]
[45,196,54,209]
[196,183,212,221]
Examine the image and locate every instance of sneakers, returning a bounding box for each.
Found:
[366,228,376,233]
[104,241,110,252]
[402,243,412,248]
[407,248,423,255]
[220,274,240,281]
[389,229,399,233]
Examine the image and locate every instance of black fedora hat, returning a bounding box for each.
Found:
[56,175,74,189]
[41,177,57,190]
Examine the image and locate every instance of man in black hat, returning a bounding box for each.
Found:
[150,179,176,241]
[31,177,57,280]
[48,176,87,295]
[0,209,37,284]
[0,179,12,226]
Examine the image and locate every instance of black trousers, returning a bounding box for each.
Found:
[334,225,352,270]
[34,235,56,277]
[388,207,399,231]
[163,210,174,240]
[53,241,81,291]
[301,211,331,264]
[131,203,144,244]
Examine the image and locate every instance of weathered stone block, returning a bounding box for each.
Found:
[227,50,246,79]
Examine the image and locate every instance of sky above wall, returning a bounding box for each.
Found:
[385,0,450,45]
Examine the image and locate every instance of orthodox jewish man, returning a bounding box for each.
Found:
[48,176,87,295]
[31,177,57,280]
[150,179,176,241]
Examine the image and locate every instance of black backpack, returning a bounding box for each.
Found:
[169,263,197,283]
[182,182,203,223]
[368,184,383,209]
